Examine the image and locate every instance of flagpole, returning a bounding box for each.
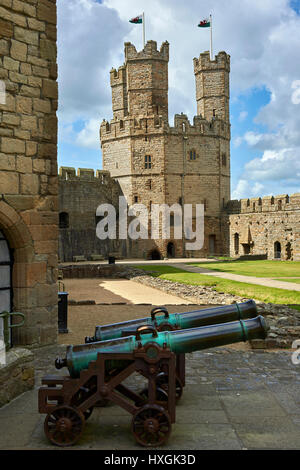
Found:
[210,14,213,60]
[143,12,145,48]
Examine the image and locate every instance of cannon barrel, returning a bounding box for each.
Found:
[85,300,258,343]
[57,315,268,378]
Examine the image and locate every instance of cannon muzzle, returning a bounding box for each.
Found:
[85,300,259,343]
[57,315,269,378]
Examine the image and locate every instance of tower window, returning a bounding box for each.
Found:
[120,120,124,129]
[189,150,196,160]
[134,196,138,203]
[145,155,152,169]
[147,179,152,190]
[222,153,227,166]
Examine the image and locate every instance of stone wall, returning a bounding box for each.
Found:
[226,194,300,260]
[0,347,34,407]
[58,167,135,261]
[0,0,58,347]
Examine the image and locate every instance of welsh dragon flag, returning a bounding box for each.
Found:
[198,18,210,27]
[129,14,143,24]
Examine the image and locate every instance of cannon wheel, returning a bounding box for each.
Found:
[44,405,85,446]
[131,404,171,447]
[139,386,169,404]
[156,373,184,401]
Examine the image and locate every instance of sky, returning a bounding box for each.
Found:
[57,0,300,200]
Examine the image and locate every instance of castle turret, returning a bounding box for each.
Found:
[193,51,230,122]
[110,65,128,120]
[124,40,169,120]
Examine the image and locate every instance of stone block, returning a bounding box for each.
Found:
[15,26,39,45]
[0,171,19,193]
[20,173,39,194]
[42,78,58,99]
[16,156,33,173]
[10,39,27,61]
[13,262,47,287]
[37,0,56,24]
[16,96,32,114]
[26,141,37,156]
[0,18,13,38]
[1,137,25,154]
[0,154,15,170]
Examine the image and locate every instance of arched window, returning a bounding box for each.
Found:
[59,212,69,229]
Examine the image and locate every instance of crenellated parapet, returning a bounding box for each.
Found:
[193,51,230,74]
[168,113,229,138]
[100,114,167,143]
[226,193,300,214]
[59,167,112,183]
[124,40,169,62]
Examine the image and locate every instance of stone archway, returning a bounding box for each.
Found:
[0,201,35,346]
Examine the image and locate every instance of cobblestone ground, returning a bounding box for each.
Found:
[0,344,299,450]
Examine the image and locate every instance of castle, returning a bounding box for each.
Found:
[59,40,300,262]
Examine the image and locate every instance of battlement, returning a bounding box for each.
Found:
[110,65,126,86]
[226,193,300,214]
[59,167,111,182]
[168,112,229,137]
[124,40,169,62]
[193,50,230,74]
[100,114,166,140]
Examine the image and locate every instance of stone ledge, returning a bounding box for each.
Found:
[0,347,35,408]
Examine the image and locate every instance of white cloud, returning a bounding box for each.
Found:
[238,111,248,121]
[76,119,101,150]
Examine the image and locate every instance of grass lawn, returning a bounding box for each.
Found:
[273,278,300,284]
[135,265,300,305]
[189,260,300,278]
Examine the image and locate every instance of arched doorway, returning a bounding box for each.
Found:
[0,229,13,346]
[167,242,175,258]
[274,241,281,259]
[149,249,161,260]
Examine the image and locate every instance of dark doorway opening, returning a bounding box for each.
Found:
[149,249,161,260]
[242,243,250,255]
[209,235,216,256]
[167,242,175,258]
[274,241,281,259]
[234,233,239,255]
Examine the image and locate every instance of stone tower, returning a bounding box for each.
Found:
[101,42,231,258]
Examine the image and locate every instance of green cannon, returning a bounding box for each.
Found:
[85,300,259,343]
[40,315,268,447]
[57,315,268,378]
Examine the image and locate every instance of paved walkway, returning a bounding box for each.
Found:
[169,263,300,291]
[0,344,299,450]
[100,279,192,305]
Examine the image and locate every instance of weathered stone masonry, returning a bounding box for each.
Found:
[0,0,58,347]
[100,41,231,259]
[226,194,300,261]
